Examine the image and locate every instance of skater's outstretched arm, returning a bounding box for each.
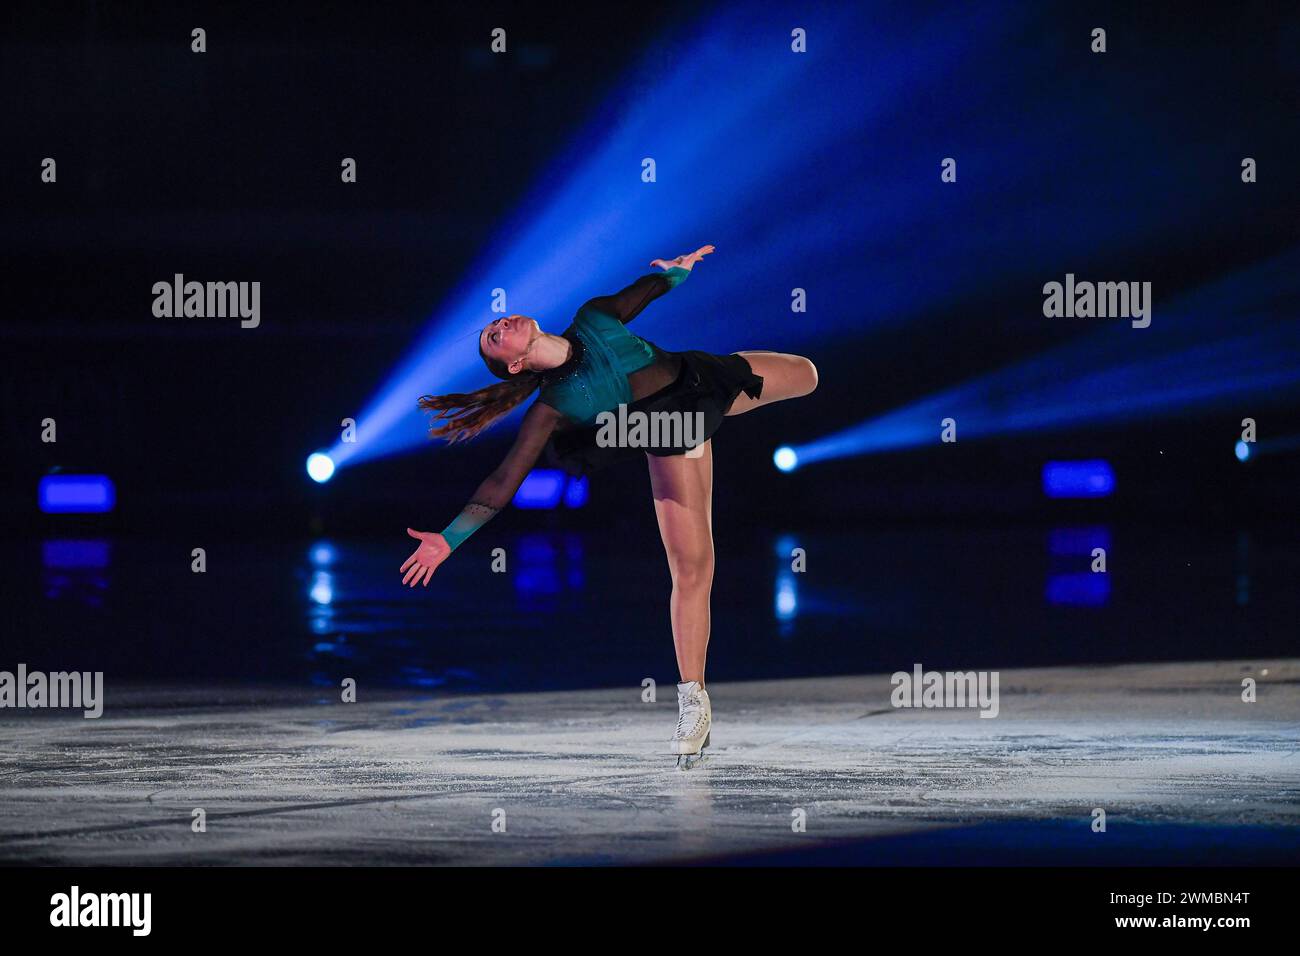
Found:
[401,400,562,586]
[583,245,714,325]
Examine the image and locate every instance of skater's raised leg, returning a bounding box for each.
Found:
[725,352,818,416]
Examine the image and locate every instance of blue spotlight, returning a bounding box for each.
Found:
[306,452,335,484]
[773,446,798,472]
[795,250,1300,466]
[325,4,1014,474]
[1042,460,1115,499]
[1235,440,1251,462]
[38,475,115,514]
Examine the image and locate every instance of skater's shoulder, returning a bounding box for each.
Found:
[574,300,626,332]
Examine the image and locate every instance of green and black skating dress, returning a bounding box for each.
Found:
[538,266,764,476]
[439,266,763,551]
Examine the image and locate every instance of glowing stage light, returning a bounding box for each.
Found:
[513,469,566,508]
[306,452,335,484]
[1042,460,1115,498]
[38,475,116,514]
[773,446,798,472]
[1235,432,1300,462]
[1046,572,1110,607]
[775,580,798,620]
[309,571,333,606]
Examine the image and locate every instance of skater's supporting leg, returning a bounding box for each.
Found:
[724,352,818,416]
[646,439,714,685]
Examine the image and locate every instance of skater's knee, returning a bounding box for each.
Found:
[669,549,714,590]
[797,357,818,396]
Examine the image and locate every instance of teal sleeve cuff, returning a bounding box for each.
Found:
[662,266,691,288]
[440,503,499,552]
[440,522,473,552]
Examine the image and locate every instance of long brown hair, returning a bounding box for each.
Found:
[417,334,542,443]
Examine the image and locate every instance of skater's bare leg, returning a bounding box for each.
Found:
[647,439,714,686]
[725,352,818,416]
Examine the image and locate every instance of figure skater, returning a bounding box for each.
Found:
[401,245,818,767]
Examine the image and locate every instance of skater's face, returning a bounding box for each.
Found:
[479,314,535,374]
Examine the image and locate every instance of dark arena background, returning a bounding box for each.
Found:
[2,0,1297,937]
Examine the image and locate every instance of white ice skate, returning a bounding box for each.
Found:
[671,680,711,770]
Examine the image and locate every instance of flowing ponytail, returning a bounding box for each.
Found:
[418,338,542,443]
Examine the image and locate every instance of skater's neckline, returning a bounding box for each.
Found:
[540,328,584,385]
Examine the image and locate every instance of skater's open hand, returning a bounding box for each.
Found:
[400,528,450,587]
[651,245,714,272]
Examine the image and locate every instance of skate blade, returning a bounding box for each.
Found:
[674,733,711,770]
[675,751,707,770]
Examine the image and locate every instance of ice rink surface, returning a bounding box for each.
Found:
[1,660,1296,865]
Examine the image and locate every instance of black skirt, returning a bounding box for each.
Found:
[543,350,764,476]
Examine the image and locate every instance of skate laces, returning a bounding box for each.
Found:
[674,692,707,739]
